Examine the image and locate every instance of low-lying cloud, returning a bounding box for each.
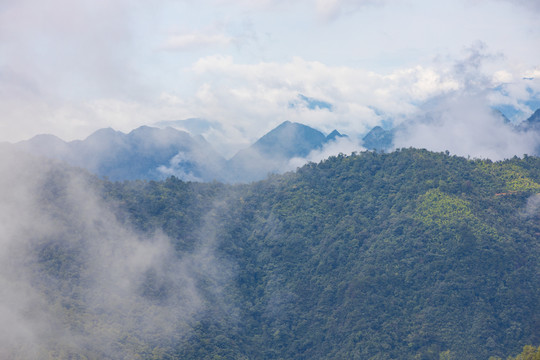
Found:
[0,148,230,358]
[392,44,540,160]
[287,135,364,171]
[393,94,538,160]
[520,193,540,218]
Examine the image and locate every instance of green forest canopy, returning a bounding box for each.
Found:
[16,148,540,359]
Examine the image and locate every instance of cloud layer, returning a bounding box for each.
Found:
[0,149,231,358]
[0,0,539,161]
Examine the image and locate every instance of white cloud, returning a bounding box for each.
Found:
[5,50,533,160]
[287,136,364,170]
[315,0,387,20]
[492,70,513,84]
[0,0,539,160]
[520,194,540,218]
[497,0,540,12]
[161,31,233,51]
[0,0,149,99]
[393,93,538,160]
[214,0,289,9]
[184,55,461,155]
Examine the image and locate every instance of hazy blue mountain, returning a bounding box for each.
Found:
[519,108,540,131]
[14,121,348,183]
[251,120,327,158]
[362,108,540,154]
[362,126,394,151]
[326,129,347,142]
[227,121,344,182]
[16,126,226,182]
[529,108,540,124]
[514,109,540,155]
[17,133,74,162]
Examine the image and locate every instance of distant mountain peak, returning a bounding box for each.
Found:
[517,108,540,131]
[528,108,540,124]
[362,126,394,151]
[227,121,338,182]
[14,120,353,183]
[86,127,118,137]
[14,125,225,182]
[24,133,66,146]
[326,129,347,142]
[253,121,327,159]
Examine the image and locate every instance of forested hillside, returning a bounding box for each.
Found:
[2,148,539,359]
[102,148,540,359]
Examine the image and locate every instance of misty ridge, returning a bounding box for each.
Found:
[8,119,351,183]
[7,103,540,184]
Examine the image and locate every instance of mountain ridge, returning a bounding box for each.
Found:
[226,121,344,182]
[361,108,540,153]
[15,125,225,181]
[14,121,347,183]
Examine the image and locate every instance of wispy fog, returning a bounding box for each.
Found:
[393,44,540,160]
[520,193,540,218]
[0,148,230,358]
[393,93,539,160]
[287,136,364,171]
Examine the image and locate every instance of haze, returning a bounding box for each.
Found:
[0,0,539,158]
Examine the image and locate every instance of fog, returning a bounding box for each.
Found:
[0,148,230,358]
[393,94,539,160]
[287,135,364,171]
[392,44,540,160]
[520,193,540,219]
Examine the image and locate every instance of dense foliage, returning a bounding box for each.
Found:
[31,149,540,359]
[493,345,540,360]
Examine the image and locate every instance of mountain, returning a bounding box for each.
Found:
[227,121,345,182]
[5,148,538,359]
[14,121,346,183]
[530,108,540,124]
[326,129,347,142]
[518,108,540,131]
[110,149,540,360]
[362,108,540,154]
[241,120,327,159]
[362,125,394,151]
[16,126,226,181]
[515,109,540,155]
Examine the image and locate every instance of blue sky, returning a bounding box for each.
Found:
[0,0,539,156]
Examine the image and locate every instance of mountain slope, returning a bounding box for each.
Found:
[109,149,540,360]
[16,126,226,181]
[519,108,540,132]
[15,121,346,183]
[362,125,394,151]
[362,108,540,155]
[2,148,539,359]
[227,121,344,182]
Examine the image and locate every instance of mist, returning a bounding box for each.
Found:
[520,193,540,218]
[0,148,231,359]
[393,93,539,160]
[287,136,364,171]
[392,44,540,160]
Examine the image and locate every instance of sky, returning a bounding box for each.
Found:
[1,0,539,157]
